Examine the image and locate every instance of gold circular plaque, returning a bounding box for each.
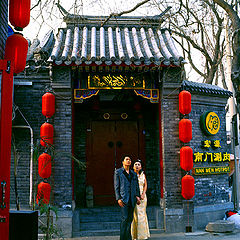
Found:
[205,112,220,135]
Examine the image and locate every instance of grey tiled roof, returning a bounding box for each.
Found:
[27,16,185,67]
[182,80,232,97]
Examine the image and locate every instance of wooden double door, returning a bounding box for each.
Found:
[86,120,144,206]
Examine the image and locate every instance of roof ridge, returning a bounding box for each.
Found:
[64,15,163,27]
[182,80,232,97]
[26,23,185,68]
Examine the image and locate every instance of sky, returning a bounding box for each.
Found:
[22,0,160,41]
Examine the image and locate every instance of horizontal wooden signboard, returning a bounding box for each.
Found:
[193,166,230,175]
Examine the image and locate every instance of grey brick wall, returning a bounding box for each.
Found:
[161,64,230,209]
[52,66,73,206]
[161,67,183,209]
[11,68,73,208]
[190,95,230,205]
[11,73,51,208]
[0,0,8,58]
[53,91,72,206]
[143,104,160,205]
[73,105,88,207]
[162,94,183,208]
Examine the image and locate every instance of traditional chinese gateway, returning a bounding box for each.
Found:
[10,14,232,237]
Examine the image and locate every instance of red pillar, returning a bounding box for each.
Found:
[71,101,75,201]
[158,98,164,199]
[0,59,14,239]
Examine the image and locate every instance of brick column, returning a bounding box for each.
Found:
[52,66,72,206]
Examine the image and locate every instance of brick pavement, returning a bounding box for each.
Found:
[52,229,240,240]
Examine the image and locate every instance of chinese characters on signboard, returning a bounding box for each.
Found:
[193,139,231,175]
[88,74,145,89]
[193,111,231,175]
[194,140,230,163]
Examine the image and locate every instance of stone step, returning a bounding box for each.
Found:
[78,206,157,212]
[78,206,120,214]
[77,206,157,221]
[73,206,161,237]
[73,228,164,237]
[73,229,120,237]
[79,220,156,231]
[79,221,120,231]
[79,212,156,222]
[80,214,121,223]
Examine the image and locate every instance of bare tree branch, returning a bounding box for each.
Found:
[31,0,42,10]
[173,35,207,78]
[101,0,150,26]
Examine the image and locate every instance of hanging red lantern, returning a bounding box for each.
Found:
[179,119,192,143]
[4,32,28,74]
[180,146,193,171]
[181,175,195,200]
[179,90,191,115]
[9,0,31,31]
[36,182,51,205]
[38,153,52,178]
[40,122,54,147]
[42,92,55,118]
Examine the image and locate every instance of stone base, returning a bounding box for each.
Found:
[53,210,73,238]
[205,220,235,233]
[164,202,234,233]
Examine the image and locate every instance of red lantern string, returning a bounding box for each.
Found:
[179,119,192,143]
[179,90,191,115]
[36,182,51,205]
[38,91,55,205]
[181,175,195,200]
[40,122,54,147]
[38,153,52,179]
[180,146,193,171]
[179,90,195,203]
[42,92,55,118]
[4,32,28,74]
[9,0,31,31]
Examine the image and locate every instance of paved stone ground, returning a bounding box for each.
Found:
[53,229,240,240]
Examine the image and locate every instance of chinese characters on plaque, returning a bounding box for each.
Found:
[193,139,231,175]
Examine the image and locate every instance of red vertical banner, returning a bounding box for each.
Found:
[0,60,14,240]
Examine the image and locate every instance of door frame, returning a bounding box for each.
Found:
[85,118,145,206]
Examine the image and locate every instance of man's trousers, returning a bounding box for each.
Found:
[120,202,135,240]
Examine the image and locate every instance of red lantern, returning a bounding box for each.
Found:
[4,32,28,74]
[36,182,51,205]
[38,153,52,178]
[179,90,191,115]
[180,146,193,171]
[9,0,31,31]
[179,119,192,143]
[42,93,55,118]
[181,175,195,200]
[40,122,54,147]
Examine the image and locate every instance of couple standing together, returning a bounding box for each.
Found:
[114,155,150,240]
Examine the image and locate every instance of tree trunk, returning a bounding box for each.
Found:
[213,0,240,104]
[205,65,218,84]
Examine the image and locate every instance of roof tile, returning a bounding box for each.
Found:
[28,16,185,67]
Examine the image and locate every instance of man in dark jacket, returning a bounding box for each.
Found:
[114,155,141,240]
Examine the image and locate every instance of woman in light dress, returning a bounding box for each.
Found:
[131,159,150,240]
